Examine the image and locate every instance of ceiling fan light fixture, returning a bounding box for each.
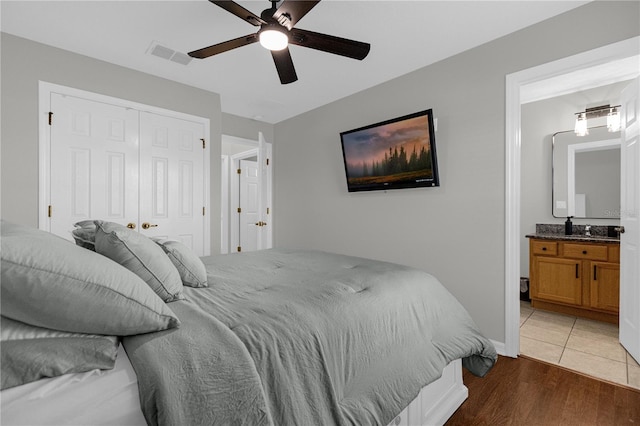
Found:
[259,26,288,51]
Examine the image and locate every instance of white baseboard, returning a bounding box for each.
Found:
[491,339,508,357]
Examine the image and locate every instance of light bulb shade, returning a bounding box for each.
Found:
[259,27,288,51]
[574,112,589,136]
[607,108,621,132]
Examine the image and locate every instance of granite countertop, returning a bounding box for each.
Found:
[526,223,620,243]
[526,233,620,243]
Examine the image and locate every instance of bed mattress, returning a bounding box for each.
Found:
[1,344,145,426]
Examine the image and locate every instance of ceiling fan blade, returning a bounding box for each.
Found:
[209,0,265,26]
[290,28,370,60]
[271,47,298,84]
[273,0,321,30]
[189,34,258,59]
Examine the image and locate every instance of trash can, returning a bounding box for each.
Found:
[520,277,530,301]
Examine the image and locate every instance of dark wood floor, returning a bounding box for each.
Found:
[446,355,640,426]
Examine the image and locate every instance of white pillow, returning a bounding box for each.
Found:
[94,221,184,302]
[0,220,180,335]
[71,220,97,251]
[153,239,208,288]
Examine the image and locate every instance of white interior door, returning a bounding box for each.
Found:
[239,159,260,252]
[139,111,206,255]
[619,76,640,364]
[49,93,139,239]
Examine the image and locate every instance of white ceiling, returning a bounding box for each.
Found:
[1,0,590,123]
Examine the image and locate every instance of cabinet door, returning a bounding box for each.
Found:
[590,262,620,313]
[533,257,582,306]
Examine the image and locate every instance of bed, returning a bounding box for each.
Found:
[1,220,496,426]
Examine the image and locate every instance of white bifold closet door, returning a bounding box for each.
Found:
[49,92,207,255]
[138,111,205,253]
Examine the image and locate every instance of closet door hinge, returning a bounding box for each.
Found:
[266,207,270,215]
[237,207,241,213]
[237,168,241,174]
[48,205,52,217]
[266,158,270,166]
[201,138,206,149]
[48,112,53,126]
[202,206,205,216]
[237,246,242,252]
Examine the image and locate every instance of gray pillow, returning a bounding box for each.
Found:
[153,239,208,288]
[1,316,119,390]
[71,220,97,251]
[0,220,180,335]
[94,221,184,302]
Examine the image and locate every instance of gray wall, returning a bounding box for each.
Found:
[222,112,275,145]
[1,33,223,252]
[520,81,628,277]
[272,2,640,342]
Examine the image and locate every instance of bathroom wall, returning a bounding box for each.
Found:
[520,80,630,277]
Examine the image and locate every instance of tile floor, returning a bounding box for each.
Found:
[520,301,640,390]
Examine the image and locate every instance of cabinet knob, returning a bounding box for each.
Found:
[582,250,587,255]
[542,247,547,251]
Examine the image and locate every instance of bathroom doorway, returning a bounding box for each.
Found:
[504,37,639,384]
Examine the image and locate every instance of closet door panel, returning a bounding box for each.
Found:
[139,112,206,255]
[49,93,139,240]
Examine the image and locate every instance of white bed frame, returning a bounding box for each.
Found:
[389,359,467,426]
[2,347,466,426]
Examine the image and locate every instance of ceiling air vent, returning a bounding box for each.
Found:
[147,41,192,66]
[169,52,192,66]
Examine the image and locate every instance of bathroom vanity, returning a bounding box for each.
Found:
[527,228,620,324]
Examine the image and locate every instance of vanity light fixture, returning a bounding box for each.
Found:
[574,112,588,136]
[607,106,621,132]
[574,104,622,136]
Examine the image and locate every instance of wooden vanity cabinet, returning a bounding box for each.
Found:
[529,238,620,323]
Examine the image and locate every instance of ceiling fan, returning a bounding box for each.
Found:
[188,0,371,84]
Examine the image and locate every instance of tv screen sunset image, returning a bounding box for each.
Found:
[341,113,437,191]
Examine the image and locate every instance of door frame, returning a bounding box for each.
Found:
[221,133,273,253]
[504,37,640,357]
[220,155,230,253]
[38,81,211,254]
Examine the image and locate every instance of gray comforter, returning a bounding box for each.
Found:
[123,248,496,426]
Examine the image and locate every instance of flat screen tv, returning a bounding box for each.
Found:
[340,109,439,192]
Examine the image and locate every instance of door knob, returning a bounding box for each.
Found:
[141,222,158,230]
[615,226,625,234]
[126,223,136,229]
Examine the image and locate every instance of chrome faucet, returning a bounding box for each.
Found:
[585,224,591,237]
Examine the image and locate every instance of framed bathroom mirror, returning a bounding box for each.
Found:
[552,126,621,219]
